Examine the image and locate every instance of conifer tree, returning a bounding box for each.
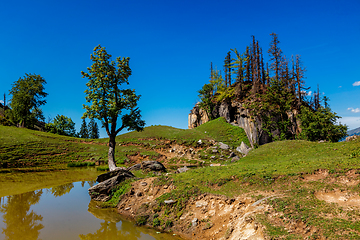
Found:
[88,118,99,139]
[295,55,307,106]
[79,118,89,138]
[268,33,283,82]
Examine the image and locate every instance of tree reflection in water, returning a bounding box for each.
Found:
[79,201,142,240]
[0,190,44,240]
[48,183,74,197]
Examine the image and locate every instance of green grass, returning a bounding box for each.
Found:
[0,125,108,169]
[3,120,360,238]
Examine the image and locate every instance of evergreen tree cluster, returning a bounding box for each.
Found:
[79,118,100,139]
[198,33,347,142]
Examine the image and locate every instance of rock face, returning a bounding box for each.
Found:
[188,103,210,129]
[236,141,251,156]
[89,169,135,201]
[189,100,301,146]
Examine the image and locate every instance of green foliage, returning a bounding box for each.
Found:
[82,45,145,170]
[81,45,145,134]
[198,83,214,120]
[249,78,295,140]
[79,118,89,139]
[104,180,132,207]
[298,105,348,142]
[45,114,76,137]
[67,162,95,167]
[153,218,161,227]
[135,215,149,226]
[9,73,47,128]
[88,118,99,139]
[195,117,250,147]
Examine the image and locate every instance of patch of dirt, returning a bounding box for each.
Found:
[302,169,328,182]
[315,190,360,208]
[116,178,277,240]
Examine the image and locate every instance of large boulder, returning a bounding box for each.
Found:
[89,170,134,201]
[127,163,141,172]
[236,141,251,156]
[141,161,166,172]
[218,142,230,150]
[96,167,128,183]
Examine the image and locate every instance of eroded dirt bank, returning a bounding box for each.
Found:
[113,169,360,239]
[116,177,271,240]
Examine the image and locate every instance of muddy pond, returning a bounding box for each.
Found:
[0,168,181,240]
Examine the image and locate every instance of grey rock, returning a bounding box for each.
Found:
[127,163,141,172]
[231,156,240,163]
[236,141,251,155]
[89,171,135,201]
[212,149,218,153]
[141,161,166,172]
[228,152,237,158]
[96,167,132,183]
[164,200,176,204]
[192,218,198,227]
[141,182,148,186]
[197,139,202,145]
[176,166,189,174]
[210,156,216,159]
[218,142,229,150]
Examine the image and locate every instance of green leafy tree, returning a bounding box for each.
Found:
[81,45,145,171]
[88,118,99,139]
[0,190,44,240]
[298,105,348,142]
[45,114,76,137]
[79,118,89,138]
[9,73,47,128]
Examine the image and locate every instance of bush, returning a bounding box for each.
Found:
[298,106,348,142]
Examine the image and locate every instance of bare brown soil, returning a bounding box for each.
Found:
[113,169,360,239]
[116,178,271,240]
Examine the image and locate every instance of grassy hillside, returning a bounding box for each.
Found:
[0,117,250,171]
[3,120,360,238]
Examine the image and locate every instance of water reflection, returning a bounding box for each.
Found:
[0,190,44,240]
[0,181,179,240]
[80,201,143,240]
[49,183,74,197]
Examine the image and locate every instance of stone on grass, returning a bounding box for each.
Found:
[141,161,166,172]
[218,142,230,150]
[236,141,251,155]
[176,166,190,174]
[164,200,176,204]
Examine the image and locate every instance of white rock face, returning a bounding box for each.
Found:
[236,141,251,156]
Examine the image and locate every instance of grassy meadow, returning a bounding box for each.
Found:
[1,118,360,238]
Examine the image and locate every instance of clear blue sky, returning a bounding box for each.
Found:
[1,0,359,138]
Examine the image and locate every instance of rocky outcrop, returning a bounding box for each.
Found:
[127,161,166,172]
[89,169,135,201]
[188,103,210,129]
[189,100,301,146]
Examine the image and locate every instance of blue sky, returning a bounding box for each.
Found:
[1,0,359,138]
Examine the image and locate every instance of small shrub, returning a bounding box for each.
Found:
[153,218,161,227]
[165,220,173,228]
[136,215,149,226]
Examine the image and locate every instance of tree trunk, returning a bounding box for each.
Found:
[108,135,117,171]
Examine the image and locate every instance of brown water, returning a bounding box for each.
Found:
[0,179,181,240]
